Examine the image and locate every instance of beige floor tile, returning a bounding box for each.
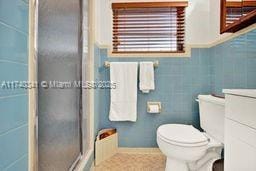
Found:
[95,153,166,171]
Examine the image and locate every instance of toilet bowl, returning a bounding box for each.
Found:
[157,95,225,171]
[157,124,223,171]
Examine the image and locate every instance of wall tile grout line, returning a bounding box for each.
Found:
[3,153,28,171]
[0,122,28,136]
[0,124,28,137]
[0,20,28,36]
[0,94,28,100]
[0,59,28,66]
[20,0,29,6]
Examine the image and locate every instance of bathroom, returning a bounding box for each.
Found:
[0,0,256,171]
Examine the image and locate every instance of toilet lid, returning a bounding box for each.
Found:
[157,124,209,146]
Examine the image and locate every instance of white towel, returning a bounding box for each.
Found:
[109,62,138,122]
[139,62,155,93]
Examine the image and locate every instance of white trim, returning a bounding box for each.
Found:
[88,0,95,152]
[190,24,256,48]
[95,41,109,49]
[107,46,191,58]
[186,23,256,48]
[28,0,37,171]
[95,41,191,58]
[207,23,256,47]
[118,147,162,154]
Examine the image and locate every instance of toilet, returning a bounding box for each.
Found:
[157,95,225,171]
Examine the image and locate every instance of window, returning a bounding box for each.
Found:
[220,0,256,33]
[112,2,188,53]
[226,0,256,26]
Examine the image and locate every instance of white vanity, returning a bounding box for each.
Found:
[223,89,256,171]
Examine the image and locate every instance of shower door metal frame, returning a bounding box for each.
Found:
[28,0,39,170]
[28,0,93,170]
[34,0,84,170]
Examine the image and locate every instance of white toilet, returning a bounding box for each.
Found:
[157,95,225,171]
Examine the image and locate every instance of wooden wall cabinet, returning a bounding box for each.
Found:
[220,0,256,33]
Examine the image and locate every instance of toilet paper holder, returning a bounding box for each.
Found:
[147,102,161,113]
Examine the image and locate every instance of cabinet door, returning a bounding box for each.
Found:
[225,119,256,171]
[225,94,256,129]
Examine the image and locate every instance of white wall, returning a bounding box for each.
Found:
[186,0,210,45]
[94,0,231,47]
[208,0,231,44]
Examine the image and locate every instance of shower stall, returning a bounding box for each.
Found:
[35,0,89,170]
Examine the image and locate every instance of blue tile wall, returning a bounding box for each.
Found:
[94,47,212,147]
[94,28,256,147]
[211,29,256,95]
[0,0,28,170]
[4,154,28,171]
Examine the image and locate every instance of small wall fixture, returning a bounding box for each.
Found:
[147,102,161,113]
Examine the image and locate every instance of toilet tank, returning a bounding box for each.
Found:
[198,95,225,143]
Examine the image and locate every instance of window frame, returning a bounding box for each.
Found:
[111,2,188,54]
[220,0,256,33]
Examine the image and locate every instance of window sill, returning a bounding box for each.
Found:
[107,47,191,58]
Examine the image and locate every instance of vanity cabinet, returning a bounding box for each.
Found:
[224,90,256,171]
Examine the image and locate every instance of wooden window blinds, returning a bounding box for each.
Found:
[112,2,188,53]
[225,0,256,26]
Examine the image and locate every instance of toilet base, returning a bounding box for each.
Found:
[165,158,220,171]
[196,158,218,171]
[165,150,222,171]
[165,158,189,171]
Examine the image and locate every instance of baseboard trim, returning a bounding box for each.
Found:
[117,147,162,154]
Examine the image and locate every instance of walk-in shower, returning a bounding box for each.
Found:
[36,0,87,170]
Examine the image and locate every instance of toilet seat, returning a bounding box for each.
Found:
[157,124,209,147]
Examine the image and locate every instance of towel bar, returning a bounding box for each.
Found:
[104,61,159,68]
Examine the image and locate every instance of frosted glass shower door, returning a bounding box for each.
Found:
[37,0,82,170]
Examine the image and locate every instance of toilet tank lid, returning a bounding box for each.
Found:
[198,95,225,106]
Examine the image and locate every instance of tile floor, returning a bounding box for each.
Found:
[94,153,166,171]
[94,153,224,171]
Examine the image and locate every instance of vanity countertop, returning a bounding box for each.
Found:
[223,89,256,98]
